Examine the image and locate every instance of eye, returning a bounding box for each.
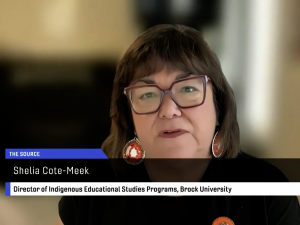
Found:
[182,86,198,92]
[139,92,156,99]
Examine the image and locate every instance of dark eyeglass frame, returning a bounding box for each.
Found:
[124,75,210,115]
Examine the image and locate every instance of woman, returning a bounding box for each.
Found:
[57,24,300,225]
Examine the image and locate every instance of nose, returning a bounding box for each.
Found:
[158,94,182,118]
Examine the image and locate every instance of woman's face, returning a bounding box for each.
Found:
[130,62,218,158]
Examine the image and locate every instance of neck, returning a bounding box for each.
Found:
[143,157,212,182]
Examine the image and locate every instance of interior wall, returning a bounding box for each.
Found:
[266,0,300,158]
[0,0,140,60]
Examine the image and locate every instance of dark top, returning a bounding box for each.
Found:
[59,152,300,225]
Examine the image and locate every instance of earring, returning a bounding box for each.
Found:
[212,131,223,158]
[123,134,145,165]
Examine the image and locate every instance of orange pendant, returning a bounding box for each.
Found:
[212,216,234,225]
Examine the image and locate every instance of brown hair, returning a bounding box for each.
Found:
[101,24,240,158]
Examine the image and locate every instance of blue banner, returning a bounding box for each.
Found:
[5,149,108,159]
[5,182,10,196]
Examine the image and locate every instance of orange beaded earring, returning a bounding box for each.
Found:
[212,131,224,158]
[123,133,145,165]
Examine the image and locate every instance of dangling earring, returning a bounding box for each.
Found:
[212,131,224,158]
[123,133,145,165]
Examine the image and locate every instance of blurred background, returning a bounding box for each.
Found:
[1,0,299,224]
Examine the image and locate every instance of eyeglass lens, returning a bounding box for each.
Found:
[130,77,205,113]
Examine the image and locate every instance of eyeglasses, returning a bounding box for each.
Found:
[124,75,210,114]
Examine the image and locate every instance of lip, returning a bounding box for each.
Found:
[158,129,188,138]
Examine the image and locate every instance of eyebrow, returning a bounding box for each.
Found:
[135,72,193,84]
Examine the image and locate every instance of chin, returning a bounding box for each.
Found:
[151,148,210,159]
[153,149,197,159]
